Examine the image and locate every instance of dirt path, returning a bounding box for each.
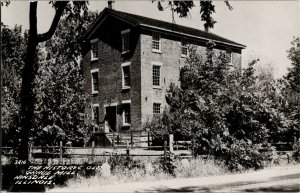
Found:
[49,164,300,192]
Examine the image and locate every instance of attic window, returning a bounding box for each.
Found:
[90,39,98,61]
[181,39,188,57]
[121,29,130,54]
[152,32,161,53]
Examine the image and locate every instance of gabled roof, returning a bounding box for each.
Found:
[84,8,246,49]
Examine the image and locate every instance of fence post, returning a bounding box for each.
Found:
[131,131,133,148]
[112,132,115,147]
[164,140,167,161]
[91,141,95,162]
[169,134,174,153]
[28,144,33,162]
[126,141,130,160]
[59,141,63,164]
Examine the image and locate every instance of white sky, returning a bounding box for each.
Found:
[2,0,300,78]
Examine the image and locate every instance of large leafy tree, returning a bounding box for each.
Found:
[33,11,97,147]
[1,24,26,147]
[8,1,89,160]
[147,42,279,171]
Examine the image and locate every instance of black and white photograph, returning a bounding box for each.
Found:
[1,0,300,192]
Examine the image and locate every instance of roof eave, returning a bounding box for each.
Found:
[140,23,246,49]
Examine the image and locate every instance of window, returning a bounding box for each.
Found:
[230,52,233,64]
[121,62,130,89]
[153,103,161,114]
[91,69,99,94]
[121,29,130,54]
[90,39,98,60]
[152,32,161,52]
[92,104,99,124]
[122,100,131,126]
[181,39,188,57]
[153,65,161,87]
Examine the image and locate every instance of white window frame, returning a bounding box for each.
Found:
[121,62,131,90]
[121,29,130,54]
[152,62,162,89]
[90,38,99,61]
[91,103,100,123]
[181,39,188,57]
[152,32,161,53]
[153,102,162,114]
[230,52,233,64]
[91,69,99,94]
[122,100,131,126]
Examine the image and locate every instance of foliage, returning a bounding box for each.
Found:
[154,0,232,29]
[32,11,97,147]
[146,41,281,171]
[1,24,27,147]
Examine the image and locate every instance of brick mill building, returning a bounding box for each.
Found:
[82,6,246,146]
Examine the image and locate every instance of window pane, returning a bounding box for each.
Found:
[153,65,160,86]
[181,40,188,55]
[92,72,99,92]
[123,104,131,124]
[122,33,129,52]
[153,103,161,114]
[91,42,98,59]
[152,33,160,50]
[93,106,99,123]
[123,66,130,87]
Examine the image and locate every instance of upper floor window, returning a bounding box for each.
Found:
[91,69,99,94]
[153,103,161,114]
[152,32,161,53]
[181,39,188,57]
[90,39,98,61]
[153,64,161,87]
[121,62,131,89]
[121,29,130,54]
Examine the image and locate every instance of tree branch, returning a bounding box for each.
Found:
[37,1,68,43]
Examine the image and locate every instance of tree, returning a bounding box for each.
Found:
[33,11,97,147]
[147,42,278,171]
[155,0,232,30]
[1,24,26,147]
[9,1,89,160]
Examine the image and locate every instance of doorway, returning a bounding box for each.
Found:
[105,106,116,132]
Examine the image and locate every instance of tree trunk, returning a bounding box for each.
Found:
[18,2,38,161]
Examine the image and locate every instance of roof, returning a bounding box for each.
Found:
[85,8,246,49]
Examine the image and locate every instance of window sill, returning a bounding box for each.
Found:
[122,123,131,127]
[181,54,188,58]
[91,58,98,61]
[121,50,130,55]
[91,91,99,95]
[152,49,162,54]
[153,86,162,90]
[122,86,130,90]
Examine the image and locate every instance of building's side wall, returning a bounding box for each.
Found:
[82,17,142,132]
[140,29,242,125]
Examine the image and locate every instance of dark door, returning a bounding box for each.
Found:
[106,106,116,132]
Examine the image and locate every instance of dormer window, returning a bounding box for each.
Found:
[121,29,130,54]
[181,39,188,57]
[90,39,98,61]
[152,32,161,53]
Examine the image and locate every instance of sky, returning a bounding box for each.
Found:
[2,0,300,78]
